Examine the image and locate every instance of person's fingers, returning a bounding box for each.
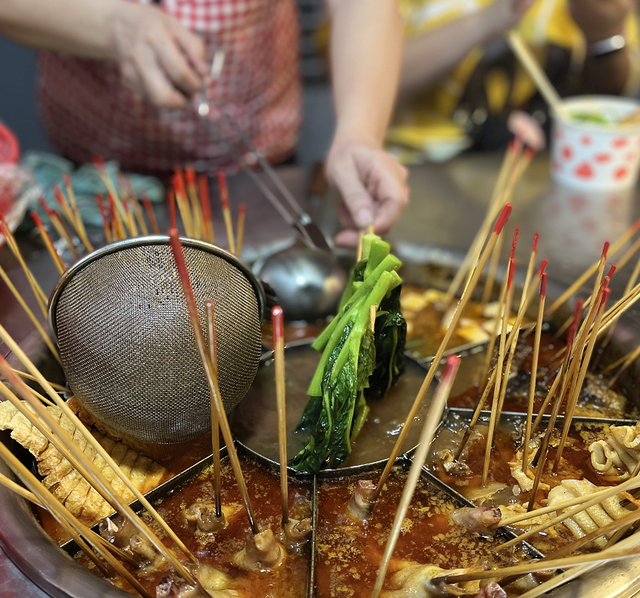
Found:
[336,203,357,231]
[328,157,376,229]
[334,228,362,248]
[119,59,146,99]
[171,22,209,79]
[152,30,202,96]
[371,173,409,235]
[133,48,189,108]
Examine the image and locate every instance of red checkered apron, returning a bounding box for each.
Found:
[37,0,301,175]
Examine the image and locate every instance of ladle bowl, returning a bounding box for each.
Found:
[255,241,348,321]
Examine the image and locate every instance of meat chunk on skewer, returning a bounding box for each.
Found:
[451,507,501,536]
[348,479,377,519]
[184,503,226,534]
[590,423,640,480]
[233,527,285,571]
[156,564,243,598]
[381,561,497,597]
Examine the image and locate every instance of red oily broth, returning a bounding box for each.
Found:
[315,468,516,597]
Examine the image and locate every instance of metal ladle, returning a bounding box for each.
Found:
[196,52,347,321]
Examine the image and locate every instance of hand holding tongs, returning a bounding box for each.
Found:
[196,50,331,253]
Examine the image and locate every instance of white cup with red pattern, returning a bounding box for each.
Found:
[551,95,640,192]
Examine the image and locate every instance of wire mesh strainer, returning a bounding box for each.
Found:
[49,236,265,444]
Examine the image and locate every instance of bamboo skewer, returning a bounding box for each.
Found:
[236,203,246,258]
[126,184,149,237]
[583,281,640,346]
[64,174,94,252]
[546,219,640,317]
[185,166,204,240]
[434,544,640,585]
[198,175,215,244]
[272,305,289,525]
[30,211,66,273]
[49,202,81,262]
[122,196,138,238]
[482,258,515,486]
[92,156,131,235]
[0,217,49,316]
[530,360,564,434]
[55,184,93,253]
[37,197,78,260]
[370,356,460,598]
[168,190,177,231]
[168,229,259,535]
[482,231,520,483]
[553,289,609,470]
[206,300,224,520]
[481,230,504,305]
[371,204,513,502]
[0,442,153,598]
[523,272,546,470]
[507,32,562,112]
[477,239,508,389]
[470,255,543,443]
[95,194,112,244]
[141,193,160,236]
[108,194,126,241]
[444,142,519,304]
[174,171,194,238]
[0,264,61,363]
[0,325,199,569]
[599,247,640,354]
[218,173,236,254]
[604,344,640,389]
[526,346,576,509]
[455,366,498,461]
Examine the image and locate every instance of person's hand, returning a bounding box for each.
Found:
[569,0,637,43]
[110,2,208,108]
[325,139,409,247]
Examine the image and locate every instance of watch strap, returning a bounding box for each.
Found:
[588,34,626,57]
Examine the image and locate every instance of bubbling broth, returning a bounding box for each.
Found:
[230,346,433,469]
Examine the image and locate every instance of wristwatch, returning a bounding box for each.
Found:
[588,34,626,57]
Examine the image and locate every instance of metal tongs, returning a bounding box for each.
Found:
[196,51,331,253]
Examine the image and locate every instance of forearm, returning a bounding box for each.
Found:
[0,0,117,59]
[400,9,499,96]
[326,0,403,146]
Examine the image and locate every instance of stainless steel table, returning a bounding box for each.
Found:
[2,154,640,595]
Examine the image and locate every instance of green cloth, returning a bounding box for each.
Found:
[21,151,164,228]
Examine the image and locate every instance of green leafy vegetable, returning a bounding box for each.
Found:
[290,235,407,473]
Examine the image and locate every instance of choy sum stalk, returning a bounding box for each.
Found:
[290,236,407,473]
